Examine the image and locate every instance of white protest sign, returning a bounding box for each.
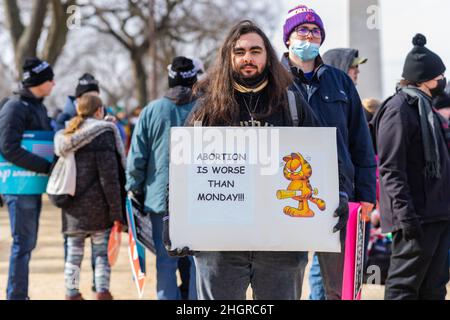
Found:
[169,127,340,252]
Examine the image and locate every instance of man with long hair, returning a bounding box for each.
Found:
[183,20,348,300]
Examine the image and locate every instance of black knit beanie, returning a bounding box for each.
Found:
[22,57,54,88]
[75,73,100,98]
[402,34,446,83]
[168,57,198,88]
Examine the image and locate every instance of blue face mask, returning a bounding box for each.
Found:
[290,39,320,61]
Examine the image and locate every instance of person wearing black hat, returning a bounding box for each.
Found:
[371,34,450,300]
[0,57,55,300]
[126,56,199,300]
[55,73,100,131]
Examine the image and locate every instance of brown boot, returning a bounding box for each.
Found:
[65,293,84,300]
[96,291,113,300]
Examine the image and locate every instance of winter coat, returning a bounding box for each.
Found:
[56,119,127,235]
[282,54,377,204]
[0,88,53,174]
[126,86,196,214]
[371,90,450,233]
[55,96,77,131]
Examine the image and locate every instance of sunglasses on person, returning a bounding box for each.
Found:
[295,26,322,39]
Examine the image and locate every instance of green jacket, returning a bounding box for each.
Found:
[126,86,196,214]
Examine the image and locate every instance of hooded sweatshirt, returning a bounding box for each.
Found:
[322,48,359,74]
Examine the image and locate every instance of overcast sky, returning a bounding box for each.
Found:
[271,0,450,98]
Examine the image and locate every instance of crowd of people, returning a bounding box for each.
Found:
[0,4,449,301]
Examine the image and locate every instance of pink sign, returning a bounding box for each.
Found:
[342,202,365,300]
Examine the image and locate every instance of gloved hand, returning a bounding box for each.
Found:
[163,215,196,257]
[333,195,349,233]
[129,190,145,212]
[400,219,423,241]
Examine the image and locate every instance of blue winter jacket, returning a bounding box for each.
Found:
[126,86,196,214]
[282,54,376,203]
[55,96,76,131]
[0,88,53,174]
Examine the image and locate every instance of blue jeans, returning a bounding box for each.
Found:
[150,213,197,300]
[308,254,326,300]
[194,251,308,300]
[314,227,347,300]
[4,195,42,300]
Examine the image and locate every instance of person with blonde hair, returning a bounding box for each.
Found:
[362,98,381,122]
[54,94,126,300]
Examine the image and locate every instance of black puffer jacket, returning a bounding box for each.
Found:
[371,90,450,233]
[62,131,125,235]
[0,88,53,173]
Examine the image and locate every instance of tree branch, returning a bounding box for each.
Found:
[42,0,77,65]
[16,0,48,67]
[3,0,25,48]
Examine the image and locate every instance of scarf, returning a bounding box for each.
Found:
[232,67,269,93]
[54,118,126,168]
[402,87,442,179]
[233,79,268,93]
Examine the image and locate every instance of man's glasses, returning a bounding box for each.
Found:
[295,27,322,39]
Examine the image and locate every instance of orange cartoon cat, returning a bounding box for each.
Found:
[277,152,326,218]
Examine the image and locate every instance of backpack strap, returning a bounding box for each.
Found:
[287,90,299,127]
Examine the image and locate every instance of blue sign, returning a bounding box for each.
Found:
[126,196,147,273]
[0,131,54,195]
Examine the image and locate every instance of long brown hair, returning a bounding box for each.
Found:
[65,95,103,135]
[190,20,293,126]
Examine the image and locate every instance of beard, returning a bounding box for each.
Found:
[232,65,269,88]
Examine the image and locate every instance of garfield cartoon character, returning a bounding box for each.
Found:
[276,152,326,218]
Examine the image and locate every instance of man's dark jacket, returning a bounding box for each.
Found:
[0,88,53,174]
[371,90,450,233]
[282,54,377,203]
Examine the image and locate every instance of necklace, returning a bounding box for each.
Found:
[242,93,261,126]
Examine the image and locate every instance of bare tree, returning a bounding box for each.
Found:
[80,0,279,107]
[2,0,77,76]
[45,29,136,112]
